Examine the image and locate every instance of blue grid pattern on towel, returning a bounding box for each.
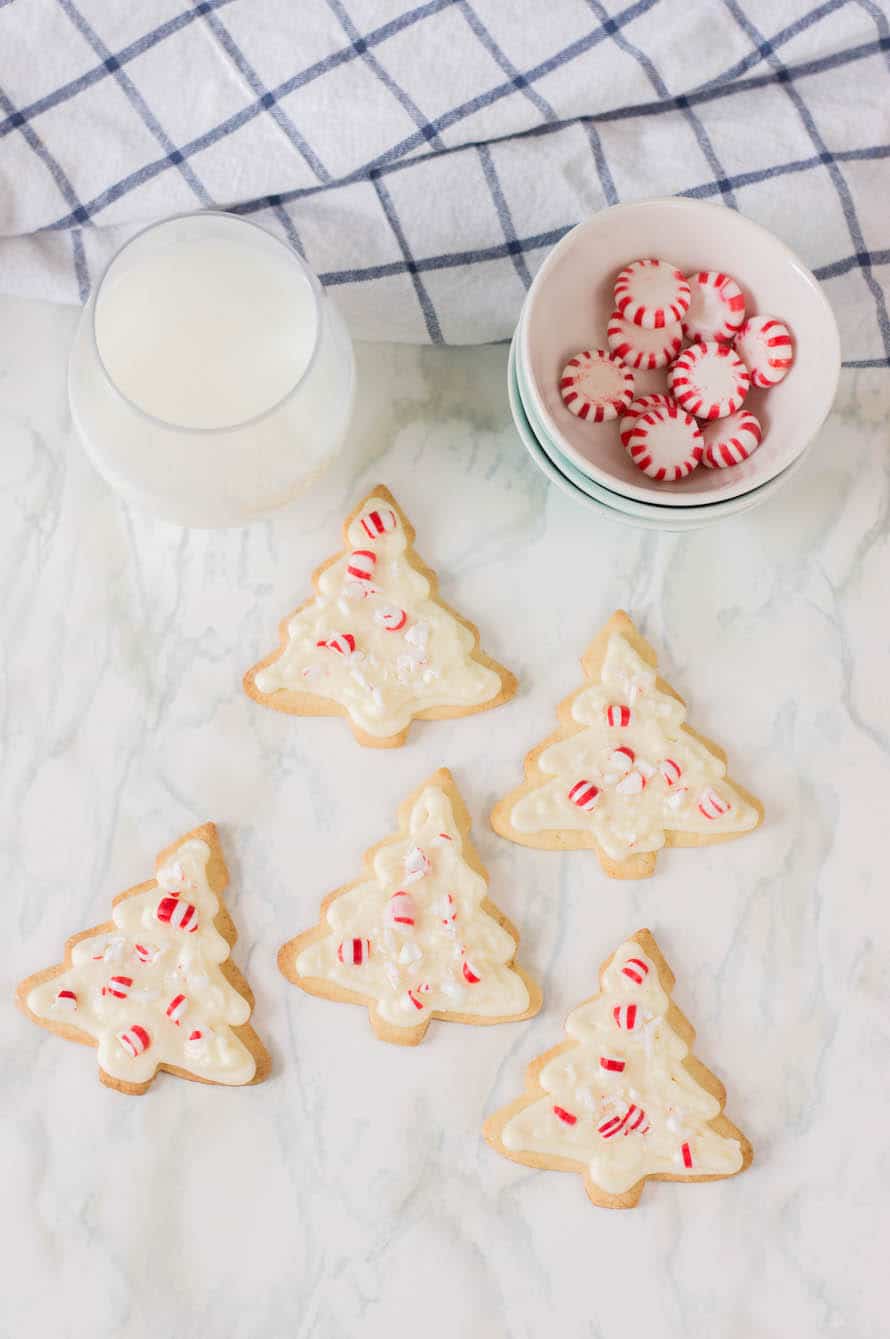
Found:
[0,0,887,364]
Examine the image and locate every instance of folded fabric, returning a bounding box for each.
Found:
[0,0,885,361]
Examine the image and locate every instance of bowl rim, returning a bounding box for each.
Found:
[518,197,841,507]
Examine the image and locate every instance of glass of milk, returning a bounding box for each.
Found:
[69,211,354,527]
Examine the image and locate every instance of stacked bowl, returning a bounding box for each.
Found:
[509,198,841,531]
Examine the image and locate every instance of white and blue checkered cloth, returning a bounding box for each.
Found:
[0,0,886,362]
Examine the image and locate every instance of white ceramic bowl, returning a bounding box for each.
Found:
[512,317,809,524]
[508,335,787,532]
[519,198,840,507]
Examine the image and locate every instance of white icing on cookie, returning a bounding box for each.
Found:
[509,633,758,860]
[500,939,744,1195]
[295,784,530,1028]
[27,840,255,1086]
[253,496,504,738]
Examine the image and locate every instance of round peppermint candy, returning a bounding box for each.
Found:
[462,957,482,985]
[337,937,371,966]
[613,258,691,329]
[360,507,397,540]
[316,633,356,656]
[623,401,703,481]
[165,993,189,1025]
[156,896,199,933]
[117,1024,151,1059]
[386,890,416,929]
[102,975,134,1000]
[619,393,674,447]
[698,786,731,820]
[668,341,750,420]
[621,956,649,984]
[606,310,683,371]
[682,271,746,344]
[613,1003,640,1031]
[346,549,376,582]
[559,349,634,423]
[374,604,408,632]
[568,779,601,812]
[701,410,763,469]
[735,314,794,388]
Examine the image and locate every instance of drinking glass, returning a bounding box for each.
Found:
[68,211,355,527]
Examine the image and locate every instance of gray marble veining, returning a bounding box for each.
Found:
[2,296,888,1338]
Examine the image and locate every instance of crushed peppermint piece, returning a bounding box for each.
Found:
[404,622,430,650]
[403,846,431,883]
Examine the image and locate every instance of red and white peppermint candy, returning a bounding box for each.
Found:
[568,779,601,812]
[134,943,160,965]
[616,769,646,796]
[386,889,416,929]
[553,1105,578,1126]
[624,401,703,481]
[607,746,635,774]
[346,549,376,582]
[374,604,408,632]
[156,896,198,932]
[165,993,189,1025]
[337,937,371,965]
[605,703,631,727]
[102,975,134,999]
[600,1054,626,1073]
[461,956,481,984]
[668,341,750,420]
[117,1024,151,1058]
[559,349,634,423]
[619,392,674,447]
[407,983,431,1011]
[659,758,683,787]
[360,507,397,540]
[598,1103,650,1138]
[53,988,78,1011]
[697,786,731,820]
[613,1003,640,1030]
[701,409,763,469]
[613,258,691,329]
[735,314,794,388]
[682,271,746,344]
[606,309,683,370]
[621,955,649,985]
[403,846,431,884]
[185,1028,206,1058]
[316,633,355,656]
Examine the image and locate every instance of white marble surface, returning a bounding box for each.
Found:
[2,293,889,1339]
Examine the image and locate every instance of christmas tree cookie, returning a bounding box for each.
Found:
[17,824,268,1094]
[484,929,753,1208]
[279,769,541,1045]
[491,610,762,878]
[244,485,516,747]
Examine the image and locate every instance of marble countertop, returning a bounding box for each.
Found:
[3,293,888,1339]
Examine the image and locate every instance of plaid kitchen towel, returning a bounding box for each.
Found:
[0,0,887,363]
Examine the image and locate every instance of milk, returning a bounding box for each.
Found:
[69,212,355,526]
[95,227,319,431]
